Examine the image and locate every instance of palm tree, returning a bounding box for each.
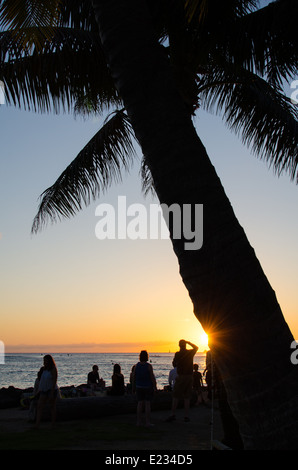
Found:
[1,0,298,449]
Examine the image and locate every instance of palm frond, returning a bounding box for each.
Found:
[140,158,156,197]
[198,67,298,181]
[0,27,121,113]
[31,110,136,233]
[57,0,98,32]
[0,0,62,49]
[225,0,298,87]
[73,90,116,119]
[185,0,298,91]
[185,0,258,24]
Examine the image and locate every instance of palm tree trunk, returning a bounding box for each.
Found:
[92,0,298,449]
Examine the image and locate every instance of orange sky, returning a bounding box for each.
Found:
[1,108,297,355]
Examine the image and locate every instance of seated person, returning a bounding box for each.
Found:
[87,365,105,394]
[107,364,125,396]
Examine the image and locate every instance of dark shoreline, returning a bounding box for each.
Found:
[0,384,188,409]
[0,386,33,409]
[0,384,92,409]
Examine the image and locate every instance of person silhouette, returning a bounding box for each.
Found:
[107,363,125,395]
[193,363,204,404]
[133,350,157,427]
[87,365,105,395]
[168,360,177,391]
[35,355,59,428]
[166,339,198,422]
[28,366,44,421]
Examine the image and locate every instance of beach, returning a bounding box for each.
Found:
[0,353,227,451]
[0,399,224,451]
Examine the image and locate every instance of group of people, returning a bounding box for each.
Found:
[29,355,127,428]
[87,363,126,396]
[131,339,202,426]
[87,350,157,427]
[168,356,206,403]
[29,339,205,428]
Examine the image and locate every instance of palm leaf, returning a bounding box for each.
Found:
[0,0,62,50]
[140,158,156,197]
[0,27,121,113]
[222,0,298,87]
[185,0,298,91]
[57,0,98,32]
[185,0,259,27]
[198,66,298,181]
[31,110,136,233]
[185,0,259,24]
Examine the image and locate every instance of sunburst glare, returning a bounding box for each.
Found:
[199,331,209,350]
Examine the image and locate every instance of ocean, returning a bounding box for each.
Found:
[0,352,208,391]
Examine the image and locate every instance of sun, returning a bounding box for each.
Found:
[199,332,209,350]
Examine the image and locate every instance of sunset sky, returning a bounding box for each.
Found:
[1,79,297,354]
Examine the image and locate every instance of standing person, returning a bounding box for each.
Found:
[133,350,157,427]
[168,361,177,391]
[203,351,213,401]
[127,365,136,394]
[193,363,204,404]
[28,366,44,421]
[35,354,59,428]
[166,339,198,422]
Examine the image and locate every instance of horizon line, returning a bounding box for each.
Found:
[4,350,209,355]
[3,340,209,356]
[3,343,209,354]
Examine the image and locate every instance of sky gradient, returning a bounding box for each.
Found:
[0,81,297,354]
